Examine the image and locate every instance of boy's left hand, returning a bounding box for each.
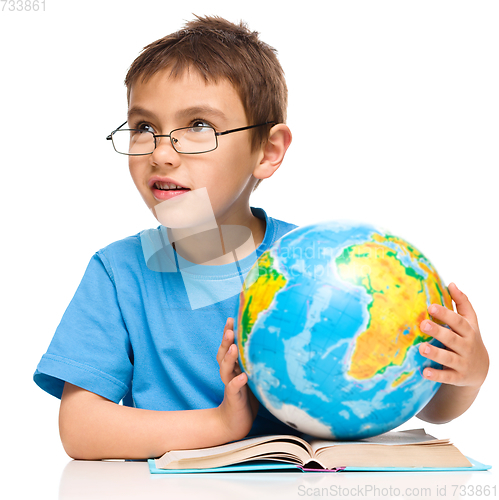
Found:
[419,282,489,389]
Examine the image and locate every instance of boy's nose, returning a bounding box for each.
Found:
[150,136,181,167]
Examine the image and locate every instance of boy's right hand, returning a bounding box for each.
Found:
[216,318,259,441]
[217,318,243,385]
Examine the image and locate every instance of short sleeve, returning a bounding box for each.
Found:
[33,253,133,402]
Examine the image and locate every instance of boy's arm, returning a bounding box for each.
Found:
[60,366,254,460]
[416,283,489,424]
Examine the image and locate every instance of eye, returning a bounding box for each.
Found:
[133,122,155,134]
[189,119,213,131]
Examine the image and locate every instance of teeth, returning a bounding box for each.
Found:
[155,182,185,190]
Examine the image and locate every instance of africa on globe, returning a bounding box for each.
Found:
[235,222,452,440]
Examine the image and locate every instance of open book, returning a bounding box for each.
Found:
[153,429,473,471]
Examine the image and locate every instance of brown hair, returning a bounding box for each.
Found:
[124,15,287,154]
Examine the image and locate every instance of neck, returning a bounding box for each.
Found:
[168,210,266,266]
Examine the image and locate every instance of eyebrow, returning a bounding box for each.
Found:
[127,106,157,122]
[127,105,227,123]
[175,106,227,121]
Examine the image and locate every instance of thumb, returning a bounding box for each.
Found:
[227,372,248,395]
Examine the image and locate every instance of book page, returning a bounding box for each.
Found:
[155,434,312,469]
[157,441,313,470]
[308,428,443,454]
[312,443,472,469]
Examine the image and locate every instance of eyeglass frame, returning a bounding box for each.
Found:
[106,120,276,156]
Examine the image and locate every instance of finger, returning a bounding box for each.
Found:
[220,344,241,384]
[224,317,234,337]
[426,303,473,338]
[232,371,247,388]
[422,366,461,385]
[419,342,460,370]
[419,320,460,351]
[216,342,228,367]
[448,283,479,327]
[217,326,235,366]
[220,343,237,379]
[222,319,235,347]
[226,372,248,398]
[226,343,242,375]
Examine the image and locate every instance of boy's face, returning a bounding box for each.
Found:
[127,69,264,228]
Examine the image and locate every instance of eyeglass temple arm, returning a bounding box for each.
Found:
[215,122,276,137]
[106,121,128,140]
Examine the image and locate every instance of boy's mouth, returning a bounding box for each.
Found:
[153,181,190,191]
[151,180,191,201]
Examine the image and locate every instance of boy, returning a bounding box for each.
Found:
[33,15,488,460]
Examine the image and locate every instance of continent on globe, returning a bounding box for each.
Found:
[235,222,452,440]
[336,235,452,381]
[237,252,288,371]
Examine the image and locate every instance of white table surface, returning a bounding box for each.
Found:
[51,460,496,500]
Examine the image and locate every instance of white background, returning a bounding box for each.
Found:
[1,1,497,498]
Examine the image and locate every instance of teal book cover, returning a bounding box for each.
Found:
[148,457,491,474]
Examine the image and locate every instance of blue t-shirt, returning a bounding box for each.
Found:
[34,208,298,436]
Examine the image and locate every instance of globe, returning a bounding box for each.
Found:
[235,221,452,440]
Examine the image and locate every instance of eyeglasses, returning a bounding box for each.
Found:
[106,121,275,155]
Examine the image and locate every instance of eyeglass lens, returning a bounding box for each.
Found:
[112,127,217,155]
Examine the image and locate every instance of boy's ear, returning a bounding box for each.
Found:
[253,124,292,180]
